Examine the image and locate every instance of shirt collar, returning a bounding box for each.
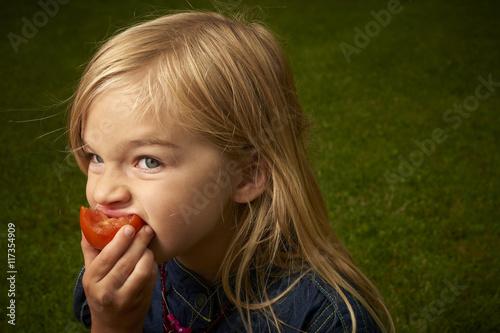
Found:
[163,259,228,330]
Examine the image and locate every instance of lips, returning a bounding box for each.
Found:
[94,205,135,219]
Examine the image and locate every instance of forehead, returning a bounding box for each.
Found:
[82,88,201,150]
[90,90,136,118]
[83,90,152,139]
[83,69,173,124]
[83,79,172,128]
[82,90,136,137]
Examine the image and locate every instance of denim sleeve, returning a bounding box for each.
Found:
[305,273,381,333]
[73,266,92,329]
[278,272,381,333]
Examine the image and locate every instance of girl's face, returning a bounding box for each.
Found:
[82,89,241,277]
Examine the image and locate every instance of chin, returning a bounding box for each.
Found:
[149,241,173,265]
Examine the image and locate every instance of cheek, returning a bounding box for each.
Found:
[85,177,96,207]
[147,174,234,227]
[180,181,235,226]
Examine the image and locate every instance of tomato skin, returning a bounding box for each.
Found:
[80,206,145,250]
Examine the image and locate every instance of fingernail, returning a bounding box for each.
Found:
[124,225,135,237]
[144,225,153,235]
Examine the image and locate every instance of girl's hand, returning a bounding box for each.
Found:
[81,224,157,333]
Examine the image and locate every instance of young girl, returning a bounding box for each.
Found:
[71,11,394,333]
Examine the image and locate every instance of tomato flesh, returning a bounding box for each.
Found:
[80,206,145,250]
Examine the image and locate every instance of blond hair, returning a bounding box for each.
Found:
[69,11,394,333]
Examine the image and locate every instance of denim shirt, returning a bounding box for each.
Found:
[74,259,381,332]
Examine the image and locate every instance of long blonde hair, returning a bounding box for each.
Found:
[69,11,394,333]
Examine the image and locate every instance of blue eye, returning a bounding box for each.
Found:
[91,154,104,163]
[137,157,163,170]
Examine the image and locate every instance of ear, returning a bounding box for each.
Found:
[233,152,269,203]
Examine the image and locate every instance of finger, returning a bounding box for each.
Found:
[81,231,100,268]
[107,225,155,287]
[140,252,159,299]
[88,225,137,281]
[121,248,158,298]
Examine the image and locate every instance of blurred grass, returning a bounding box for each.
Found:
[0,0,498,332]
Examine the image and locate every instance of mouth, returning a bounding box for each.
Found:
[94,205,136,219]
[80,206,147,250]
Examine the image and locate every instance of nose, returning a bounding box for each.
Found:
[90,167,131,207]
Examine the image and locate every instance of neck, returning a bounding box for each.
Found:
[176,223,234,283]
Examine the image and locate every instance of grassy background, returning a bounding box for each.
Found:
[1,0,498,332]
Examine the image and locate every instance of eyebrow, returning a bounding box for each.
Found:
[128,138,179,149]
[81,138,179,152]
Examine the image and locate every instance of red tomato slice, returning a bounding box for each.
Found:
[80,206,145,250]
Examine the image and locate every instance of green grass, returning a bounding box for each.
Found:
[1,0,498,332]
